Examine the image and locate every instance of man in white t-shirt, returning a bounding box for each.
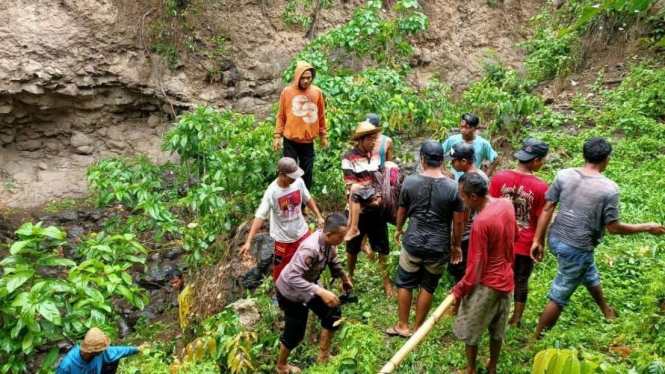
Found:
[241,157,325,281]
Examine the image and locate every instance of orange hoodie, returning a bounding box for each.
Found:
[274,61,327,143]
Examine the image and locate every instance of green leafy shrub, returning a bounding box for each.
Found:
[0,223,147,374]
[461,56,542,140]
[523,11,579,81]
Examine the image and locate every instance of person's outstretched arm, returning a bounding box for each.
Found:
[606,221,665,235]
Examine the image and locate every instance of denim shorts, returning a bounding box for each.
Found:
[547,236,601,307]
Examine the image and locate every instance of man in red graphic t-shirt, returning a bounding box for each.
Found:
[489,138,549,326]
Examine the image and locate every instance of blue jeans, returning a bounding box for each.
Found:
[547,236,601,307]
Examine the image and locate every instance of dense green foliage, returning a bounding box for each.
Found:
[0,224,147,373]
[5,0,665,373]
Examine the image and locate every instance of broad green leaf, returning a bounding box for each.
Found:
[15,223,36,237]
[629,0,653,12]
[654,36,665,48]
[36,257,76,267]
[37,301,62,325]
[561,353,581,374]
[108,273,121,284]
[613,0,627,11]
[42,226,66,240]
[21,332,33,354]
[41,347,60,372]
[121,273,133,285]
[580,360,597,374]
[116,285,135,303]
[7,270,35,293]
[0,256,30,266]
[10,240,33,255]
[533,349,557,374]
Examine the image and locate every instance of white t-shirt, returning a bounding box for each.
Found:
[255,178,311,243]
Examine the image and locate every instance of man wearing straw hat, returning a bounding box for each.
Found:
[56,327,148,374]
[342,120,395,297]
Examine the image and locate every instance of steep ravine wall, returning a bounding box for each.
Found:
[0,0,543,209]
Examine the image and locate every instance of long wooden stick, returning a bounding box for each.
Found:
[379,294,455,374]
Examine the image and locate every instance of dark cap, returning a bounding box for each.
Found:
[364,113,380,126]
[420,140,444,161]
[445,142,475,162]
[461,113,480,127]
[278,157,304,179]
[514,138,549,161]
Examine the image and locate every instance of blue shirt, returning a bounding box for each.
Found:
[442,134,498,180]
[56,345,138,374]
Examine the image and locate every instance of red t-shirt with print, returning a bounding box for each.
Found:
[488,170,549,257]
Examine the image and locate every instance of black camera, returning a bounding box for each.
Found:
[339,290,358,305]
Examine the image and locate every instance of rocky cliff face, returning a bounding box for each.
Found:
[0,0,541,209]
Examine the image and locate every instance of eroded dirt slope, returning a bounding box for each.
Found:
[0,0,543,208]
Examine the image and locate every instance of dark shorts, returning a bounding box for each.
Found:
[277,293,342,350]
[447,239,469,282]
[346,208,390,255]
[395,247,447,294]
[513,254,534,303]
[547,236,601,307]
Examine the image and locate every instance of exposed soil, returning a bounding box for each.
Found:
[0,0,544,209]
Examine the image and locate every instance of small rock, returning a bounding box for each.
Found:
[234,80,255,98]
[70,133,94,148]
[147,114,162,128]
[140,104,159,111]
[68,226,86,238]
[421,48,432,64]
[43,139,60,151]
[0,105,12,114]
[21,83,44,95]
[0,133,15,144]
[92,210,103,220]
[57,84,79,96]
[58,210,79,222]
[235,97,256,113]
[17,139,42,151]
[74,146,94,155]
[165,247,184,260]
[38,162,48,170]
[255,82,276,97]
[3,116,15,124]
[107,140,126,150]
[230,299,261,331]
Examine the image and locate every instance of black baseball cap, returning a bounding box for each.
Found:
[445,142,475,161]
[514,138,549,161]
[420,140,444,161]
[365,113,380,126]
[461,113,480,127]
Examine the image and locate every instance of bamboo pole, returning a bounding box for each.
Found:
[379,294,455,374]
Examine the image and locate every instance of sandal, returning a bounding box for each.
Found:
[385,325,412,339]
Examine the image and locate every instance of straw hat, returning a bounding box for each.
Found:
[80,328,111,353]
[350,121,382,141]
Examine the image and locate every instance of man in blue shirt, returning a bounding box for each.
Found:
[56,328,148,374]
[442,114,500,180]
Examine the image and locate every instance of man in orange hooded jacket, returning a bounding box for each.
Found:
[273,61,328,191]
